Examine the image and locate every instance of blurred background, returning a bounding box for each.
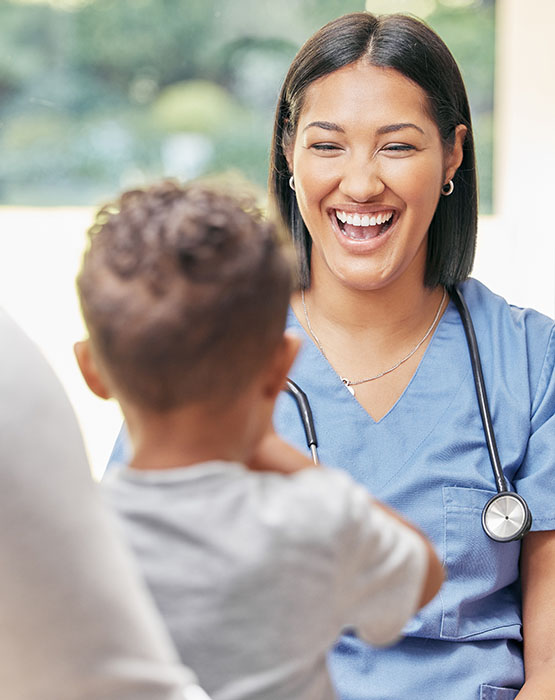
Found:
[0,0,552,478]
[0,0,494,209]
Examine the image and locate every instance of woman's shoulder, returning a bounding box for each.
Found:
[461,277,554,340]
[460,278,555,402]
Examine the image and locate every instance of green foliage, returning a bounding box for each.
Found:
[0,3,55,97]
[427,1,495,213]
[72,0,222,86]
[150,81,243,135]
[0,0,495,210]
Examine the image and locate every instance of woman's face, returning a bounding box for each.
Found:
[286,61,465,292]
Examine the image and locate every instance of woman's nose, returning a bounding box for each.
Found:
[338,157,385,202]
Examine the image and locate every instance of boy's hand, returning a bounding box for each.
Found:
[247,428,315,474]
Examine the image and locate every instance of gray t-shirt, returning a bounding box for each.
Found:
[104,461,427,700]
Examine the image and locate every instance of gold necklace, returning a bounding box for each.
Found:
[301,287,447,396]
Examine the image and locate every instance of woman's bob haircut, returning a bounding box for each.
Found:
[269,11,478,289]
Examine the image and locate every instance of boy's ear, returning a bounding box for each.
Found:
[263,332,301,400]
[74,340,112,400]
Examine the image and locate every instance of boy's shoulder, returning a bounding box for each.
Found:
[103,460,374,549]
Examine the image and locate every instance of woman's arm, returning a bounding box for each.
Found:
[517,530,555,698]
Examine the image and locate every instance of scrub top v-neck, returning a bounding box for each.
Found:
[273,278,555,700]
[278,288,467,484]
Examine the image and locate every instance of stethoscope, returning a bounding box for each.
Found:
[285,286,532,543]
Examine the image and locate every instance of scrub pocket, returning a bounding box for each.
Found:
[440,486,522,640]
[479,684,519,700]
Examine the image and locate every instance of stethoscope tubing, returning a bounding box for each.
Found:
[285,379,319,465]
[449,286,507,494]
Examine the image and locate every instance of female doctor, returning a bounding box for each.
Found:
[269,11,555,700]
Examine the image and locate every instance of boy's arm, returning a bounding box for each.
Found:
[372,500,443,609]
[248,430,442,608]
[329,471,444,647]
[247,427,315,474]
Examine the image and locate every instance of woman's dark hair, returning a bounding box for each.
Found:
[269,12,477,288]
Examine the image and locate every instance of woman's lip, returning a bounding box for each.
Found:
[328,209,398,253]
[328,205,399,215]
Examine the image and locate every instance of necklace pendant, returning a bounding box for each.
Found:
[341,378,355,396]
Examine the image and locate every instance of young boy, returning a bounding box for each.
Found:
[75,181,443,700]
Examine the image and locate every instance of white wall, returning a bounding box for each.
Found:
[0,207,122,480]
[474,0,555,317]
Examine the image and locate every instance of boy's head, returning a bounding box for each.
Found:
[76,180,293,413]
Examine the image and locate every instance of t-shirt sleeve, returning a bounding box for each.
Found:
[514,324,555,530]
[329,470,429,647]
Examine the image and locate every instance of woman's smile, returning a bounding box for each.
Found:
[329,206,398,250]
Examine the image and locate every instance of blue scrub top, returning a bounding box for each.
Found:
[108,278,555,700]
[273,278,555,700]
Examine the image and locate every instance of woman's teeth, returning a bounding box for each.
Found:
[335,210,394,227]
[335,209,394,240]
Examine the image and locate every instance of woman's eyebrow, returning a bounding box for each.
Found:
[302,121,425,135]
[302,121,345,133]
[376,123,425,135]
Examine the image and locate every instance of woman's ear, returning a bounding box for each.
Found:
[444,124,467,183]
[283,120,294,173]
[74,340,112,400]
[285,151,293,175]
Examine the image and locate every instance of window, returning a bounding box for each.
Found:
[0,0,495,210]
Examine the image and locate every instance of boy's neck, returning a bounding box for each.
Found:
[123,397,262,471]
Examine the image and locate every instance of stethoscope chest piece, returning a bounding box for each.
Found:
[482,492,532,542]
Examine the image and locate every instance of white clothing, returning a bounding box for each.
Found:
[0,309,200,700]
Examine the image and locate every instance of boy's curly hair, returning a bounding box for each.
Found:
[77,180,293,411]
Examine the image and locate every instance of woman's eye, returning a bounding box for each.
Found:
[310,143,341,152]
[383,143,416,153]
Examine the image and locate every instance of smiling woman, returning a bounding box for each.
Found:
[266,11,555,700]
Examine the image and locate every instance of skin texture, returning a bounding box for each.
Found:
[286,61,465,422]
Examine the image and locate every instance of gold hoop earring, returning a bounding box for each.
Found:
[442,180,454,196]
